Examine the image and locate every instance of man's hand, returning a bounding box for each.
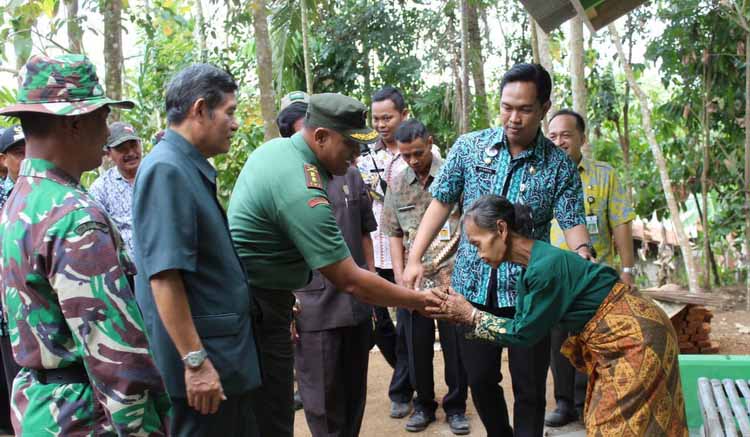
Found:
[426,287,475,325]
[402,259,425,290]
[185,359,226,415]
[575,246,595,261]
[414,287,444,317]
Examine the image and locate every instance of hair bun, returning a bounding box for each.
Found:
[512,203,534,237]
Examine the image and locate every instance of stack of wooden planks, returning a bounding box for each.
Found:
[671,305,719,354]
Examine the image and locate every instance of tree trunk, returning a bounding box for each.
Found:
[467,1,489,129]
[300,0,313,94]
[533,20,554,131]
[194,0,207,62]
[252,0,279,140]
[745,30,750,310]
[609,23,700,294]
[701,62,712,289]
[570,16,589,158]
[103,0,123,120]
[459,0,471,134]
[64,0,83,53]
[530,17,540,64]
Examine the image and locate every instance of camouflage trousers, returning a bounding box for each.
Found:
[11,368,170,436]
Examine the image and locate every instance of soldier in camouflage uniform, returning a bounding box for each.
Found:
[0,54,171,436]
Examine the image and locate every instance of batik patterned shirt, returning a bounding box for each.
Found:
[431,127,585,307]
[381,156,461,289]
[550,158,634,267]
[0,158,170,436]
[357,140,441,270]
[89,166,135,260]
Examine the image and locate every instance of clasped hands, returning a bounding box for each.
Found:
[421,286,477,326]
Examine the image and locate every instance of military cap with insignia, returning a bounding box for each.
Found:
[305,93,379,145]
[0,54,134,117]
[0,125,25,153]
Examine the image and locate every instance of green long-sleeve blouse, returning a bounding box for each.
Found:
[471,241,620,346]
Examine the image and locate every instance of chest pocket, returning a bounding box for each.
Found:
[522,170,553,228]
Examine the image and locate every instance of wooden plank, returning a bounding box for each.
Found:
[589,0,649,31]
[641,290,730,308]
[723,379,750,436]
[711,378,739,437]
[736,380,750,414]
[698,378,725,437]
[568,0,596,33]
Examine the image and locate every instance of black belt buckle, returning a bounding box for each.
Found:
[31,366,88,385]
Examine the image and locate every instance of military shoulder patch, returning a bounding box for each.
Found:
[304,164,324,190]
[74,221,109,236]
[308,197,330,208]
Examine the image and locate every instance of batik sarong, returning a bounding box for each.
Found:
[561,283,688,436]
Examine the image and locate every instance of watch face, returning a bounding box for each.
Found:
[187,355,201,367]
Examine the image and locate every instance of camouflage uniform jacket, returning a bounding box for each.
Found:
[382,156,461,289]
[0,158,170,436]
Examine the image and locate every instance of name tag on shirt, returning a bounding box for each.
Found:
[438,222,451,241]
[398,205,416,212]
[586,215,600,235]
[474,165,496,175]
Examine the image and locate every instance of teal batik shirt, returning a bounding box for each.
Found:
[430,128,585,307]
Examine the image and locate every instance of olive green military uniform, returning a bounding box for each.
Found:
[228,93,378,437]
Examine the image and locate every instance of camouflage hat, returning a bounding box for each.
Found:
[305,93,379,145]
[0,125,24,153]
[105,122,140,149]
[280,91,310,111]
[0,54,134,117]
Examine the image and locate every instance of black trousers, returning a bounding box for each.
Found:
[550,325,587,413]
[249,288,296,437]
[0,324,19,431]
[295,321,371,437]
[459,305,550,437]
[405,312,468,415]
[372,268,413,403]
[171,392,258,437]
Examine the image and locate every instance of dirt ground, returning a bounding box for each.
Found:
[708,286,750,354]
[294,288,750,437]
[293,349,584,437]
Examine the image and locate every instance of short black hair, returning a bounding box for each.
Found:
[277,102,308,138]
[165,64,238,126]
[500,63,552,105]
[550,109,586,134]
[372,86,406,112]
[394,119,429,144]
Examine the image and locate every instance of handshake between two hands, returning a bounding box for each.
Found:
[419,286,477,326]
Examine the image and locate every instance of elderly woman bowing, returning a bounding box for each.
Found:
[429,194,687,437]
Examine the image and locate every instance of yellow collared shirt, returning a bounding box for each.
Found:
[550,158,634,267]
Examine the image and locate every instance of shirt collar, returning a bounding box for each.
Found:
[290,132,329,175]
[493,128,546,163]
[163,129,217,184]
[406,155,443,186]
[578,156,591,174]
[19,158,82,189]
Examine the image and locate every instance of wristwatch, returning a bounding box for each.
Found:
[182,349,208,369]
[622,267,635,275]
